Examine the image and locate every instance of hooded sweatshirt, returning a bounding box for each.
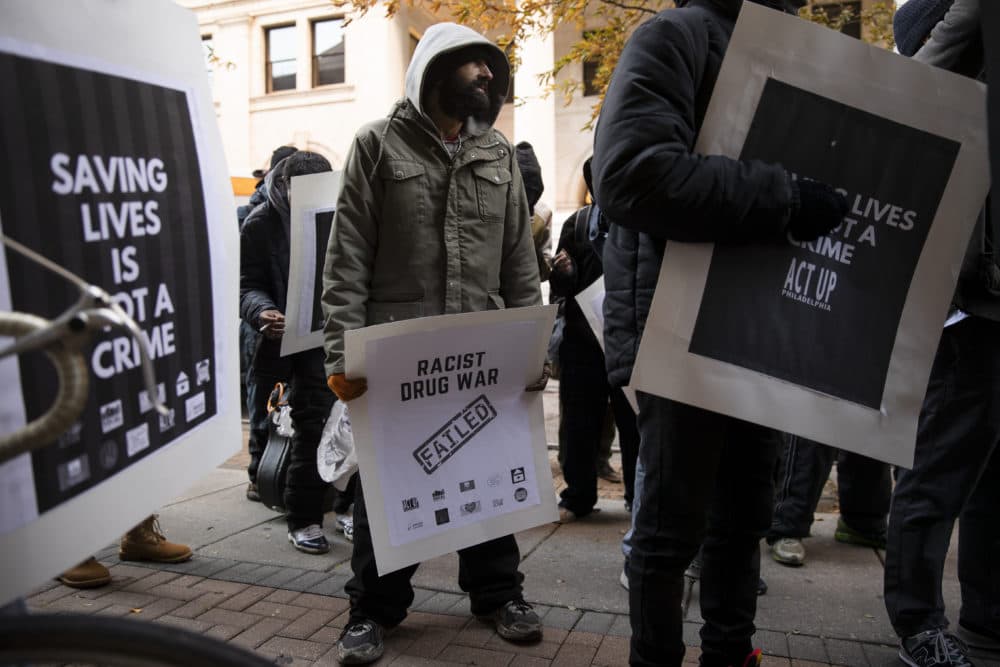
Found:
[321,23,541,376]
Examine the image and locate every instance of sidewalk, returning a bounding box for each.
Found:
[24,385,1000,666]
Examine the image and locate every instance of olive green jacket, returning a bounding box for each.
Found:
[321,24,541,375]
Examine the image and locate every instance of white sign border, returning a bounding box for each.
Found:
[0,0,241,605]
[282,170,342,356]
[631,3,989,468]
[345,305,559,576]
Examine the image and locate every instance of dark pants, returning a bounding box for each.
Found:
[558,338,640,513]
[884,316,1000,638]
[628,392,780,667]
[241,321,267,482]
[769,436,891,542]
[282,348,335,531]
[345,481,525,628]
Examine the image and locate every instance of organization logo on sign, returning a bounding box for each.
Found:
[432,489,446,502]
[514,487,528,502]
[487,473,501,488]
[407,521,424,531]
[99,399,124,434]
[510,467,526,484]
[196,358,211,386]
[460,501,482,516]
[412,395,498,474]
[98,440,119,470]
[459,480,476,492]
[492,498,504,508]
[435,508,450,525]
[176,372,190,396]
[402,497,420,512]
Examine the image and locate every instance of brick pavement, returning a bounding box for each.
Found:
[25,558,915,666]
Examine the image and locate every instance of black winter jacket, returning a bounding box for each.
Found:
[593,0,795,387]
[549,206,605,347]
[240,169,291,331]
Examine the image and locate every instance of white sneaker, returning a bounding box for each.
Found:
[770,537,806,566]
[619,567,629,591]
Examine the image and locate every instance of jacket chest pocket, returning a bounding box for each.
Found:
[379,159,426,225]
[472,164,511,223]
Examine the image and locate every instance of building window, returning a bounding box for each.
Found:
[266,24,297,93]
[816,1,862,39]
[201,34,215,89]
[581,32,603,97]
[313,18,345,87]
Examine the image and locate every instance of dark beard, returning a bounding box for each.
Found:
[439,72,491,123]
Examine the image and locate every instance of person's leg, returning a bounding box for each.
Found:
[597,403,621,482]
[958,438,1000,645]
[768,436,836,542]
[344,481,419,628]
[457,535,524,613]
[628,393,727,667]
[835,450,891,544]
[885,317,1000,639]
[698,420,780,666]
[284,349,334,533]
[246,370,278,489]
[611,388,639,507]
[557,339,610,518]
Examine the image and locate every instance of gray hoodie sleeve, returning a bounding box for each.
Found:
[914,0,980,69]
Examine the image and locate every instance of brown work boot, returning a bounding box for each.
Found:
[58,557,111,589]
[119,515,192,563]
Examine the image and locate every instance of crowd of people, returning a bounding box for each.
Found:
[236,1,999,665]
[55,1,996,666]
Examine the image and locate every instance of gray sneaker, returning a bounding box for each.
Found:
[900,628,972,667]
[337,619,384,665]
[770,537,806,566]
[481,599,542,642]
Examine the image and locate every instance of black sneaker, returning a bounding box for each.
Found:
[246,482,260,502]
[337,619,384,665]
[900,628,973,666]
[481,599,542,642]
[287,524,330,554]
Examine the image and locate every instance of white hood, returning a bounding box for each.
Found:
[404,22,510,130]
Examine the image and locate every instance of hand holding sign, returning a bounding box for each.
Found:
[328,373,368,401]
[787,178,850,242]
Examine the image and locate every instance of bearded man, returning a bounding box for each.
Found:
[321,22,546,665]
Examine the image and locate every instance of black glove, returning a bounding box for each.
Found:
[787,178,848,242]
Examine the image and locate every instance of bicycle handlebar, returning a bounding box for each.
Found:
[0,311,89,461]
[0,233,168,464]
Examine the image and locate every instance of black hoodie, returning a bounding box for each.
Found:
[593,0,800,387]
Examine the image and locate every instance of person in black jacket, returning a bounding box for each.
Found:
[592,1,845,665]
[239,144,296,502]
[240,150,336,555]
[550,199,639,522]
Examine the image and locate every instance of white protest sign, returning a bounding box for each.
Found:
[345,306,558,575]
[574,278,638,413]
[0,0,239,604]
[631,3,989,467]
[282,170,342,356]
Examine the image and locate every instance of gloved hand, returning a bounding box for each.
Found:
[328,373,368,401]
[525,360,553,392]
[787,178,848,242]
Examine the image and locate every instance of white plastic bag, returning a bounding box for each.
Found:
[317,401,357,491]
[272,404,295,438]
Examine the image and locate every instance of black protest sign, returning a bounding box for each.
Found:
[310,210,333,331]
[0,54,216,511]
[688,78,959,409]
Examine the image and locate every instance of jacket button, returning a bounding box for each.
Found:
[499,149,506,157]
[394,170,403,179]
[494,175,500,182]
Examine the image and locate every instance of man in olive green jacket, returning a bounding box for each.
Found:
[321,22,546,665]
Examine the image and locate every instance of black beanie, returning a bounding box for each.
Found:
[515,141,543,215]
[893,0,955,57]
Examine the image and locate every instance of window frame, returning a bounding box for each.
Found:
[311,16,347,88]
[265,22,298,94]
